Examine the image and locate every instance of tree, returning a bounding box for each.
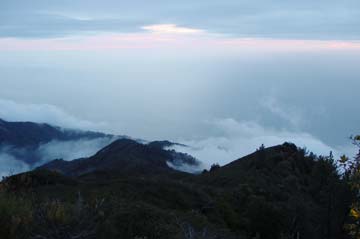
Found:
[340,135,360,238]
[210,163,220,172]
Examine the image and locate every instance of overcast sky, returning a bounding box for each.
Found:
[1,0,359,164]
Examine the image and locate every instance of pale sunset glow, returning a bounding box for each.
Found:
[1,31,360,52]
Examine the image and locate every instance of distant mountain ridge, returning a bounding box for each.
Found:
[0,118,117,169]
[0,119,200,175]
[40,138,201,176]
[0,118,111,148]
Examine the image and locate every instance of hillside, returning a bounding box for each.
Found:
[39,138,200,176]
[0,142,352,239]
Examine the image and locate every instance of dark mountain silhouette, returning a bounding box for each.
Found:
[0,119,199,178]
[0,118,111,148]
[39,138,200,176]
[1,142,352,239]
[0,118,353,239]
[0,118,117,166]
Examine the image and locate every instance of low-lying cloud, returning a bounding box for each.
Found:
[0,99,108,131]
[0,151,30,178]
[37,137,116,163]
[0,137,116,178]
[172,118,352,169]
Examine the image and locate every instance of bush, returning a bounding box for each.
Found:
[0,193,33,239]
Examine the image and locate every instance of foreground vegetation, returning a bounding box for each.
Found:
[1,141,360,239]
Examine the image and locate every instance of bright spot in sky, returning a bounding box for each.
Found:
[142,24,204,35]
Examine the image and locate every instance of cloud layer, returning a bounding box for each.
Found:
[0,137,116,178]
[37,137,116,163]
[172,118,352,169]
[0,99,117,177]
[0,97,357,175]
[0,151,30,178]
[0,99,107,131]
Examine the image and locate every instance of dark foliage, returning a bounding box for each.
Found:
[0,142,353,239]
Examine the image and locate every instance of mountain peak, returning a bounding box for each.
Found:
[95,138,143,156]
[40,138,198,177]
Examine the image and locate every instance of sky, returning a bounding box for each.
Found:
[0,0,360,166]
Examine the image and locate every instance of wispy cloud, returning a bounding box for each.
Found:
[261,96,304,128]
[0,137,116,177]
[37,137,116,163]
[0,99,107,131]
[1,1,360,40]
